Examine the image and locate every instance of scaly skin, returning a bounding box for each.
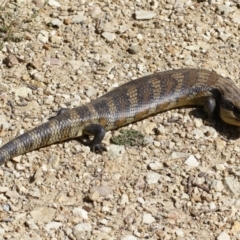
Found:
[1,68,240,165]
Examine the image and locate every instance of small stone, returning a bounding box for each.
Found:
[219,32,231,42]
[50,35,62,44]
[146,172,161,184]
[149,162,163,170]
[45,222,62,232]
[210,179,224,192]
[72,13,87,23]
[232,10,240,24]
[128,43,141,54]
[108,145,125,160]
[29,188,41,198]
[30,207,56,223]
[73,208,88,219]
[209,202,217,210]
[102,32,116,42]
[90,185,113,197]
[4,54,18,68]
[171,151,190,159]
[26,220,39,230]
[175,228,184,237]
[51,18,62,27]
[218,5,234,15]
[74,223,92,232]
[142,213,155,224]
[135,10,156,20]
[37,30,49,43]
[184,155,199,167]
[224,176,240,195]
[215,138,226,150]
[48,0,61,7]
[118,193,129,205]
[121,235,137,240]
[192,128,204,139]
[231,221,240,233]
[217,231,230,240]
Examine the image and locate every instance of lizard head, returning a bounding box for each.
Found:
[219,93,240,127]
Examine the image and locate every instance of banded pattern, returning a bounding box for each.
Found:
[0,68,240,165]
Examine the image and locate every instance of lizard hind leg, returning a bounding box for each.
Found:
[80,124,107,153]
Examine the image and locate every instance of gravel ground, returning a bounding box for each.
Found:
[0,0,240,239]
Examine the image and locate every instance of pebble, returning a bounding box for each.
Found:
[48,0,61,7]
[231,221,240,233]
[171,151,190,159]
[118,193,129,205]
[210,179,224,192]
[224,176,240,195]
[146,172,161,184]
[108,145,125,160]
[232,11,240,24]
[217,231,230,240]
[74,223,92,232]
[37,30,49,43]
[45,222,62,232]
[72,13,87,23]
[135,10,156,20]
[51,18,62,27]
[175,228,184,237]
[90,185,113,197]
[128,43,141,54]
[4,54,18,68]
[215,138,226,150]
[184,155,199,167]
[30,207,56,223]
[102,32,116,42]
[121,235,137,240]
[142,213,155,224]
[149,162,163,170]
[73,208,88,219]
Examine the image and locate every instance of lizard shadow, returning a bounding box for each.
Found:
[189,108,240,141]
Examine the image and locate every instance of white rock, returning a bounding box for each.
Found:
[210,179,224,192]
[14,87,32,98]
[48,0,61,7]
[146,172,161,184]
[102,32,116,42]
[171,151,190,159]
[45,222,62,232]
[232,10,240,24]
[193,128,204,139]
[209,202,217,210]
[72,13,87,23]
[26,219,39,230]
[30,207,56,223]
[121,235,137,240]
[51,18,62,27]
[224,176,240,195]
[217,231,230,240]
[175,228,184,237]
[73,208,88,219]
[142,213,155,224]
[74,223,92,232]
[37,30,49,43]
[108,145,125,160]
[149,162,163,170]
[184,155,199,167]
[119,193,129,205]
[135,10,156,20]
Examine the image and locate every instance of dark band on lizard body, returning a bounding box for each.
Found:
[0,68,240,165]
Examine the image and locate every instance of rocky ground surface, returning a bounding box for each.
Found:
[0,0,240,239]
